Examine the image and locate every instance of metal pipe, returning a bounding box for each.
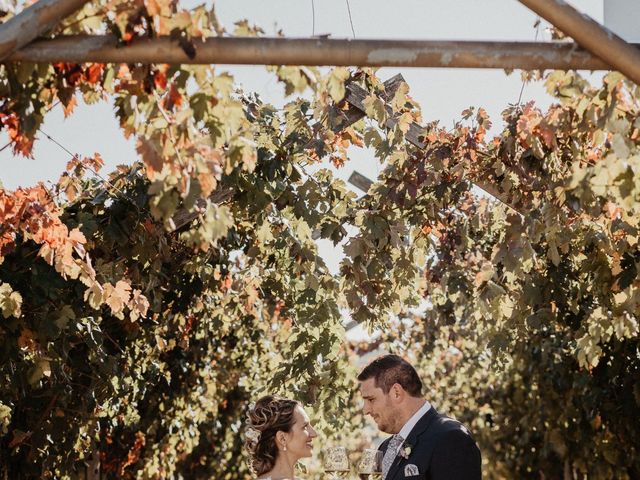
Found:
[6,35,626,70]
[519,0,640,84]
[0,0,92,61]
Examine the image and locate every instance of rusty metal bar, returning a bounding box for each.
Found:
[519,0,640,84]
[0,0,92,61]
[6,34,631,70]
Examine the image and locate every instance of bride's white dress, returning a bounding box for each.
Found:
[258,477,303,480]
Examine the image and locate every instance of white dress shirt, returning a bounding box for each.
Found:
[391,400,432,455]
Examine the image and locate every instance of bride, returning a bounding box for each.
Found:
[245,395,318,480]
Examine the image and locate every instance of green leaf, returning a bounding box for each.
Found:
[327,67,350,103]
[0,283,22,318]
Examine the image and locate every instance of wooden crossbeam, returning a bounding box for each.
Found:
[520,0,640,85]
[0,0,91,61]
[342,75,524,214]
[6,34,633,70]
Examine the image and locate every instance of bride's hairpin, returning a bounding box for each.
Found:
[245,426,261,443]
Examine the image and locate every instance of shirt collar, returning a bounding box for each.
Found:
[398,400,432,441]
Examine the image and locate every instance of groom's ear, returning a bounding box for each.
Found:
[390,383,404,401]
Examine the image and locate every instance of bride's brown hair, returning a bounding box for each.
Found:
[245,395,300,476]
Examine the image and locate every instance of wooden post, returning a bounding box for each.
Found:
[85,444,100,480]
[343,76,524,214]
[519,0,640,85]
[0,0,92,61]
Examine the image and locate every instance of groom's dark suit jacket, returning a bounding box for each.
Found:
[379,407,481,480]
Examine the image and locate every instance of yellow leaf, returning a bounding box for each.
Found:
[0,282,22,318]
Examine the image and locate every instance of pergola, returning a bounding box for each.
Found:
[1,0,636,238]
[1,0,637,195]
[2,0,637,331]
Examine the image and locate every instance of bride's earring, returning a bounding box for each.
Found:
[283,444,287,451]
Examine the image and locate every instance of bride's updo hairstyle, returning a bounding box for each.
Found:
[245,395,299,476]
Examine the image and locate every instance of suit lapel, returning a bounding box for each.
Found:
[386,407,439,480]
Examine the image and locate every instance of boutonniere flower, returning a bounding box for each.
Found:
[399,442,412,459]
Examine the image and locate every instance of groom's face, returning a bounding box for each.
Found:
[359,378,399,434]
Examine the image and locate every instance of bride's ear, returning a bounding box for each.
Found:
[276,431,287,451]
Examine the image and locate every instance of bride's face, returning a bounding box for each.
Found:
[281,405,318,459]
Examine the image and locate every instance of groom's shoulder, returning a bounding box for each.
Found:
[429,412,475,440]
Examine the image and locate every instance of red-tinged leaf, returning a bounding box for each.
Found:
[605,201,622,220]
[84,63,105,85]
[58,174,78,201]
[136,138,164,178]
[0,191,15,222]
[67,67,83,87]
[17,328,37,352]
[539,124,556,149]
[164,83,183,110]
[66,156,81,173]
[120,431,146,476]
[3,114,34,157]
[129,289,150,320]
[62,95,77,118]
[85,153,104,172]
[104,280,132,314]
[145,0,173,16]
[117,64,131,80]
[342,127,364,148]
[154,70,167,91]
[68,228,86,246]
[330,154,346,169]
[145,0,161,16]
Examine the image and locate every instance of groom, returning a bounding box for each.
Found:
[358,354,481,479]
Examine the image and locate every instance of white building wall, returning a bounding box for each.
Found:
[604,0,640,42]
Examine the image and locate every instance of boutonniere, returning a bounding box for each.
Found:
[399,441,412,459]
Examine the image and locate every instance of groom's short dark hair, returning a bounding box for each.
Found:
[357,354,423,397]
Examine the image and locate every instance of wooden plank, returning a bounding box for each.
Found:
[171,184,235,232]
[520,0,640,86]
[344,78,524,213]
[0,0,91,61]
[172,75,407,232]
[7,35,623,71]
[345,81,427,148]
[332,73,405,132]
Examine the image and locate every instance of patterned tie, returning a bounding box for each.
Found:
[382,434,404,480]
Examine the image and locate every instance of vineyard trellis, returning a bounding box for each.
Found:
[0,1,639,479]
